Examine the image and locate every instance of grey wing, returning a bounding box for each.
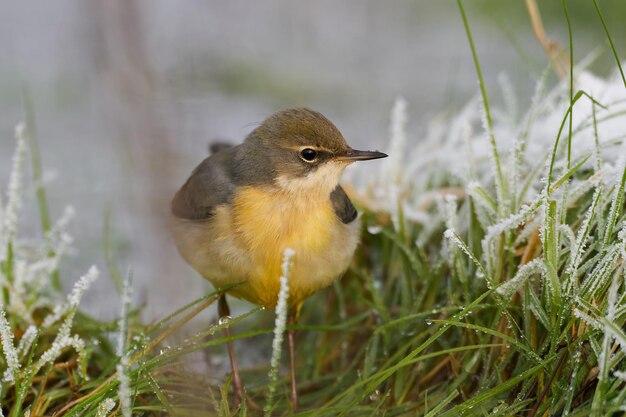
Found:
[330,186,358,224]
[171,148,237,220]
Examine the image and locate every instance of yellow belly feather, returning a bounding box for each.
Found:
[229,186,350,307]
[173,185,360,309]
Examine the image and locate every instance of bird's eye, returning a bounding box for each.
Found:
[300,148,317,162]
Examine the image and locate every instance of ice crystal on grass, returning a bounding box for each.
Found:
[44,205,75,261]
[372,97,409,232]
[581,246,620,297]
[116,274,133,417]
[116,356,131,417]
[69,266,99,307]
[17,325,37,357]
[37,334,85,368]
[381,96,408,187]
[573,307,603,331]
[35,266,98,375]
[355,64,626,219]
[0,124,113,413]
[443,195,458,232]
[1,123,27,254]
[614,370,626,382]
[444,229,490,286]
[485,198,542,239]
[41,266,98,328]
[0,309,20,383]
[603,161,626,248]
[0,113,240,414]
[496,259,546,298]
[41,304,67,328]
[567,185,602,279]
[619,221,626,258]
[349,60,626,414]
[264,248,294,417]
[96,398,116,417]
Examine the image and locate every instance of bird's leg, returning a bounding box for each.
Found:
[218,295,245,406]
[217,295,261,411]
[288,311,299,410]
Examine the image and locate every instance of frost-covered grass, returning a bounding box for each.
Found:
[2,2,626,416]
[265,248,294,416]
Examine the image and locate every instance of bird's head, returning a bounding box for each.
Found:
[243,108,387,195]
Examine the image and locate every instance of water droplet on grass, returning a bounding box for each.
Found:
[218,316,232,325]
[367,225,382,235]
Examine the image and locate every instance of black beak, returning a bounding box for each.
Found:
[335,148,388,162]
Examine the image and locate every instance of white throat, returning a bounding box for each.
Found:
[275,161,348,197]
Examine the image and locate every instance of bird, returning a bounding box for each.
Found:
[170,108,387,409]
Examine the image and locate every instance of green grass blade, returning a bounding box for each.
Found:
[21,88,60,291]
[592,0,626,88]
[602,166,626,249]
[424,391,458,417]
[313,290,494,414]
[439,357,555,417]
[457,0,505,215]
[563,0,574,170]
[549,155,591,194]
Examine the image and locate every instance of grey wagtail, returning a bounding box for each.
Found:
[171,108,387,409]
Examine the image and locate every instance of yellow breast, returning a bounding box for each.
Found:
[232,186,335,260]
[229,185,356,308]
[172,184,361,309]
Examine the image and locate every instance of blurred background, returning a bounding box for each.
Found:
[1,0,625,321]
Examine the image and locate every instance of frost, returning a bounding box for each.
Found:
[581,246,620,297]
[573,308,602,331]
[1,123,27,257]
[467,182,496,217]
[265,248,295,416]
[96,398,116,417]
[116,356,131,417]
[37,334,85,368]
[68,265,99,307]
[619,221,626,259]
[116,275,133,357]
[603,161,626,249]
[17,325,38,356]
[443,194,458,232]
[117,274,133,417]
[484,197,542,241]
[381,96,408,187]
[0,309,20,383]
[375,97,409,232]
[496,259,545,298]
[614,370,626,382]
[351,63,626,245]
[42,303,68,328]
[567,186,601,279]
[35,266,99,374]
